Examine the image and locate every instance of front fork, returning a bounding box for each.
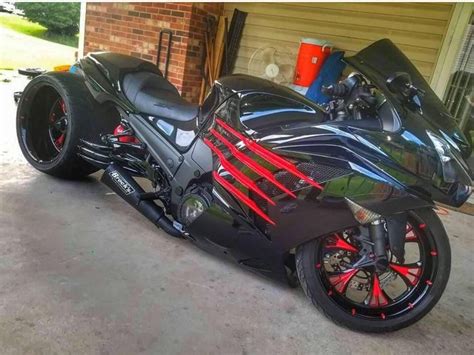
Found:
[369,219,389,272]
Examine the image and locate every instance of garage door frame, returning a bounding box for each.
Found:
[431,2,473,99]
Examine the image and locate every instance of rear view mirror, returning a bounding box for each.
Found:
[386,72,425,111]
[386,72,412,96]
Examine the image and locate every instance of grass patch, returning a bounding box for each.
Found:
[0,12,78,47]
[41,31,79,48]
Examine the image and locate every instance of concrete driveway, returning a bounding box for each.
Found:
[0,76,473,354]
[0,26,76,69]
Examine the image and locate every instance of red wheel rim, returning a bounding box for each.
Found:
[48,98,68,151]
[316,217,438,320]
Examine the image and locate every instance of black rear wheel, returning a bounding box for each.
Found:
[296,208,450,332]
[16,72,119,179]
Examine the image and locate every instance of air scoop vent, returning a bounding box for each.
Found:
[204,118,323,225]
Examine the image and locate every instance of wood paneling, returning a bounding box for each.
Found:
[225,2,454,82]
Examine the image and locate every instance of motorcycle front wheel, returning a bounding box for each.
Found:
[296,208,450,332]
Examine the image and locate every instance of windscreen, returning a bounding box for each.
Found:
[344,39,457,131]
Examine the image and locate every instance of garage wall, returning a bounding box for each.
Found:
[224,2,454,82]
[84,2,223,103]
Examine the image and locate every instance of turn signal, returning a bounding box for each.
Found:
[345,198,381,225]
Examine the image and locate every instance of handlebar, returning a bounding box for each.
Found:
[321,83,349,98]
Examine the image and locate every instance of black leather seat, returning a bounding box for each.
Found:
[122,72,199,122]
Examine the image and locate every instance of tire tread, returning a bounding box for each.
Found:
[17,72,116,179]
[295,208,451,333]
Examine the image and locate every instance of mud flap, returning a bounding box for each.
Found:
[386,212,407,262]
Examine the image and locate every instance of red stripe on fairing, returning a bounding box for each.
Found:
[215,118,323,190]
[204,138,275,206]
[209,128,297,198]
[212,171,276,225]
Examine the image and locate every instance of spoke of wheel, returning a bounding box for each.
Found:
[55,134,65,148]
[328,268,359,294]
[59,99,67,114]
[367,273,389,308]
[389,262,422,286]
[405,225,418,242]
[325,233,359,253]
[55,116,68,133]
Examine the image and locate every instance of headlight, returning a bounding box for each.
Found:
[427,131,452,163]
[426,131,468,184]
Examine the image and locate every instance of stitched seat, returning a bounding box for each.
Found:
[123,72,199,122]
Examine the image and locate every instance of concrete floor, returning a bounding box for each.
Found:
[1,74,473,354]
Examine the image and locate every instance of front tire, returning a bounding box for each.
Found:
[296,208,450,332]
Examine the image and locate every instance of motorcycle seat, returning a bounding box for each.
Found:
[123,71,199,122]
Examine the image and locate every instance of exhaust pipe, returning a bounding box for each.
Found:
[101,164,182,238]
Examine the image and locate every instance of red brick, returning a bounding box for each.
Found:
[84,1,223,103]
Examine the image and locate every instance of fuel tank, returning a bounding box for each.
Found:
[201,74,327,129]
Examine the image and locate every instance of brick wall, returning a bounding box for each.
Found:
[84,2,223,103]
[181,3,223,103]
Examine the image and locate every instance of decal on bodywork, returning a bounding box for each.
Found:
[204,117,323,225]
[109,170,135,195]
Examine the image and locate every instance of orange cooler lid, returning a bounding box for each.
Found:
[300,38,333,49]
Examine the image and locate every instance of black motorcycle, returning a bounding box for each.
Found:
[16,39,472,332]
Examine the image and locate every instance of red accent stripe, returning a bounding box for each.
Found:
[204,138,275,206]
[212,171,276,225]
[209,128,297,198]
[216,118,323,190]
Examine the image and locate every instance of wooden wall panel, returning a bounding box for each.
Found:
[224,2,454,82]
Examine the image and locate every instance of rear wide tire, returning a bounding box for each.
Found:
[16,72,117,179]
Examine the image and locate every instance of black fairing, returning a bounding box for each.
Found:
[77,44,471,285]
[79,52,161,112]
[86,52,162,90]
[345,39,472,158]
[184,57,471,283]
